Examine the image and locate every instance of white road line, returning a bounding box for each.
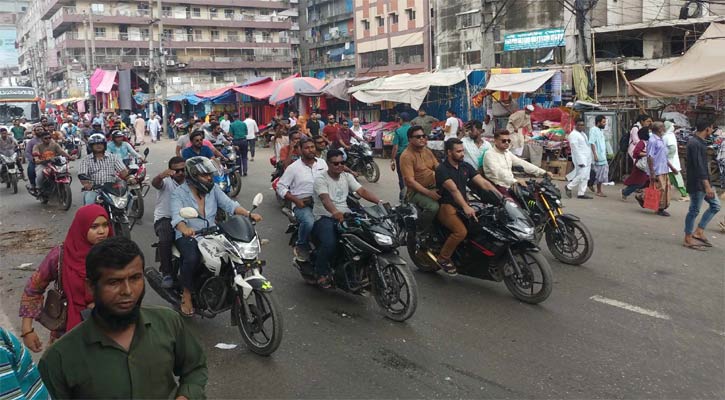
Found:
[589,295,671,320]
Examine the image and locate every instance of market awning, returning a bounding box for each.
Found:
[167,93,205,105]
[629,22,725,97]
[234,74,300,100]
[90,69,118,94]
[348,68,469,110]
[484,70,556,93]
[49,97,86,106]
[195,84,240,99]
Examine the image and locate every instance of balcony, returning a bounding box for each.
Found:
[125,0,288,9]
[306,11,353,26]
[305,57,355,71]
[161,10,292,30]
[40,0,74,20]
[55,31,292,50]
[179,56,293,70]
[304,32,353,49]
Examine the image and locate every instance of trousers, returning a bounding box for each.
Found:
[293,205,315,248]
[685,191,721,234]
[233,138,248,175]
[175,236,202,290]
[566,165,591,196]
[407,190,439,233]
[154,218,175,275]
[438,204,467,260]
[311,216,337,276]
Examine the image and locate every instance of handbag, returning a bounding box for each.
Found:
[635,157,649,172]
[643,186,661,211]
[37,246,68,332]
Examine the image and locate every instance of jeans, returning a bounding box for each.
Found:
[622,182,646,197]
[293,205,315,248]
[685,191,721,234]
[407,190,440,233]
[82,190,97,205]
[312,216,337,276]
[247,138,256,158]
[27,160,35,186]
[233,138,248,175]
[175,236,202,290]
[154,218,175,275]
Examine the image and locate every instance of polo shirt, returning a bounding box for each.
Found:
[393,123,411,155]
[181,145,214,160]
[436,159,478,207]
[229,120,248,140]
[399,147,439,191]
[38,306,207,399]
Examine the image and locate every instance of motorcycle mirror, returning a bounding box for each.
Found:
[179,207,199,219]
[143,148,150,156]
[252,193,264,208]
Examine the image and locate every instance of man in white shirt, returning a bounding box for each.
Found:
[482,114,495,138]
[244,113,259,162]
[220,114,231,134]
[151,156,186,287]
[148,113,161,143]
[483,130,550,195]
[565,119,593,199]
[444,109,459,141]
[277,138,328,261]
[350,117,364,142]
[289,111,297,127]
[461,120,492,170]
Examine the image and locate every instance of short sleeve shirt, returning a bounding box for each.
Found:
[323,125,339,143]
[313,172,361,218]
[436,159,478,207]
[445,117,459,140]
[32,141,63,161]
[393,124,410,155]
[154,176,181,221]
[181,145,214,160]
[399,147,439,191]
[588,126,607,166]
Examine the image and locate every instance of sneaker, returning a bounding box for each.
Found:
[635,195,645,208]
[656,210,671,217]
[294,245,310,262]
[317,275,332,289]
[437,258,458,276]
[565,186,572,199]
[161,274,174,289]
[577,195,593,199]
[621,189,628,201]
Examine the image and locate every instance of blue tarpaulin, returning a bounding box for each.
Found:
[167,93,205,105]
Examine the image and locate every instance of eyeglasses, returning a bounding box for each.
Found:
[330,161,344,166]
[411,135,427,139]
[499,139,511,143]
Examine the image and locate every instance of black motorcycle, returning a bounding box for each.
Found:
[0,151,21,194]
[407,193,553,304]
[285,199,419,322]
[345,141,380,183]
[79,175,132,238]
[510,176,594,265]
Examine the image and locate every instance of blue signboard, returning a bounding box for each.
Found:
[0,27,18,67]
[503,28,565,52]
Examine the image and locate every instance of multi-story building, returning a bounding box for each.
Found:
[16,0,298,99]
[299,0,356,79]
[1,0,29,86]
[353,0,432,77]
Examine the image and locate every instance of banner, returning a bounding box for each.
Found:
[504,28,565,52]
[0,27,18,67]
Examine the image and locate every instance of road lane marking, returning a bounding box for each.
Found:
[589,295,671,320]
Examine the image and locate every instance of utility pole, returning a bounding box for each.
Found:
[83,13,95,115]
[88,11,97,68]
[147,0,156,119]
[157,0,169,137]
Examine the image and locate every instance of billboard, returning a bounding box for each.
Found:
[503,28,565,52]
[0,27,18,67]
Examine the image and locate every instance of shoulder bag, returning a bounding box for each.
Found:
[37,246,68,332]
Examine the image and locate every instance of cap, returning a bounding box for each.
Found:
[525,105,535,112]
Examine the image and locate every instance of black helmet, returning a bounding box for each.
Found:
[111,130,124,139]
[185,156,218,195]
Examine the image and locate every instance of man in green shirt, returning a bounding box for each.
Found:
[391,112,412,201]
[410,108,438,135]
[11,119,26,141]
[39,237,207,400]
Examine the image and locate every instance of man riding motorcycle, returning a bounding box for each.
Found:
[435,138,502,275]
[400,125,440,233]
[107,130,142,164]
[78,134,128,205]
[0,128,23,178]
[312,149,382,288]
[482,130,551,197]
[170,156,262,316]
[32,132,75,195]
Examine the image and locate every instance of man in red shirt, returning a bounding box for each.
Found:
[322,115,339,145]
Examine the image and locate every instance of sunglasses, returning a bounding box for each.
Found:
[411,135,427,139]
[499,139,511,143]
[330,161,344,166]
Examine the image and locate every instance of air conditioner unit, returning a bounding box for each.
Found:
[143,60,150,66]
[272,48,279,52]
[133,61,143,67]
[166,59,175,66]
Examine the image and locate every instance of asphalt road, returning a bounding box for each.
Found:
[0,138,723,399]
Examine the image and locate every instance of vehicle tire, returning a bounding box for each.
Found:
[373,263,418,322]
[10,175,18,194]
[129,189,145,219]
[229,171,242,198]
[545,219,594,265]
[503,250,553,304]
[406,237,438,272]
[364,161,380,183]
[57,183,72,211]
[114,221,132,239]
[234,290,283,356]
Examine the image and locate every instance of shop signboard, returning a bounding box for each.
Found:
[504,28,565,52]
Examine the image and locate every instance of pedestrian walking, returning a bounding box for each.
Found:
[230,114,249,175]
[391,113,411,201]
[636,121,676,216]
[683,120,721,250]
[244,113,259,162]
[0,327,49,400]
[628,114,653,160]
[133,114,146,145]
[147,113,160,143]
[663,121,688,201]
[588,115,609,197]
[565,119,593,199]
[622,127,650,200]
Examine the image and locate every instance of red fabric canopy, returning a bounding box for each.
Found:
[234,73,300,100]
[195,84,241,99]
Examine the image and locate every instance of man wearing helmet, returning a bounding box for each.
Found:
[78,133,128,205]
[170,156,262,316]
[107,130,142,163]
[32,131,75,194]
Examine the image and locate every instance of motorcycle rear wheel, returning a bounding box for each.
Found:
[373,263,418,322]
[406,237,438,272]
[545,220,593,265]
[503,250,552,304]
[229,171,242,198]
[364,161,380,183]
[234,290,283,356]
[57,183,72,211]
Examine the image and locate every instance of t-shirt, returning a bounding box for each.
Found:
[181,145,214,160]
[399,147,439,191]
[587,126,607,166]
[313,172,361,218]
[11,126,25,140]
[154,176,181,222]
[436,159,478,208]
[333,127,352,149]
[176,134,190,149]
[307,119,320,137]
[244,118,259,140]
[393,123,410,155]
[229,120,248,140]
[411,115,438,135]
[444,117,459,141]
[32,141,63,161]
[323,124,339,143]
[685,135,710,194]
[220,119,231,133]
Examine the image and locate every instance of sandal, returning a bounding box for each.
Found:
[179,299,194,318]
[683,243,707,251]
[692,236,713,247]
[596,192,607,197]
[317,276,332,289]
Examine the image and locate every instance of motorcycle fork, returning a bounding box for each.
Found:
[506,247,524,276]
[233,267,254,322]
[371,257,391,294]
[539,195,559,229]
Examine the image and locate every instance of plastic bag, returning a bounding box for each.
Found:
[643,186,661,211]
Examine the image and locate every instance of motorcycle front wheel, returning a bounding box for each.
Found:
[234,290,283,356]
[129,189,145,219]
[372,263,418,322]
[229,171,242,198]
[57,183,72,210]
[545,220,594,265]
[10,174,18,194]
[363,161,380,183]
[114,221,132,239]
[503,250,552,304]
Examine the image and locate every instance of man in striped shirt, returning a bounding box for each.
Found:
[0,327,49,400]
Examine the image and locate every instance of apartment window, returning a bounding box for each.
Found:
[192,8,201,17]
[90,3,104,14]
[194,30,203,40]
[262,31,271,42]
[162,6,171,17]
[362,19,370,31]
[141,28,150,40]
[464,40,473,51]
[227,31,239,42]
[260,9,271,16]
[224,9,234,19]
[389,13,398,25]
[211,30,219,40]
[376,16,384,27]
[360,49,388,68]
[394,44,424,64]
[163,29,173,40]
[464,51,481,65]
[94,27,106,38]
[210,8,217,18]
[137,4,149,16]
[457,11,481,29]
[406,8,416,21]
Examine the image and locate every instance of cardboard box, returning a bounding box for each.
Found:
[544,160,573,181]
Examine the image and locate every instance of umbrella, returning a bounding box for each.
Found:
[268,77,327,105]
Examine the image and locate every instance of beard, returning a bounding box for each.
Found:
[93,287,145,332]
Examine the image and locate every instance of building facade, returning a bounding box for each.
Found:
[353,0,432,77]
[299,0,356,79]
[16,0,298,99]
[1,0,29,86]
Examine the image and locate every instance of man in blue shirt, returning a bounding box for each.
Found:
[170,157,262,316]
[181,131,214,160]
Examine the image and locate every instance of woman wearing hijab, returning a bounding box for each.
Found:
[18,204,113,353]
[621,127,651,201]
[662,121,688,201]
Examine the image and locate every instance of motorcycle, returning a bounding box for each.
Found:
[0,152,21,194]
[145,193,283,356]
[406,192,553,304]
[79,174,133,238]
[28,156,73,210]
[509,176,594,265]
[213,144,242,198]
[126,148,151,221]
[345,140,380,183]
[285,197,419,322]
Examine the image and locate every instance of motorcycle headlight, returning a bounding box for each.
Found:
[555,199,562,206]
[236,237,260,259]
[228,153,237,161]
[108,193,128,209]
[373,232,393,246]
[218,181,228,190]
